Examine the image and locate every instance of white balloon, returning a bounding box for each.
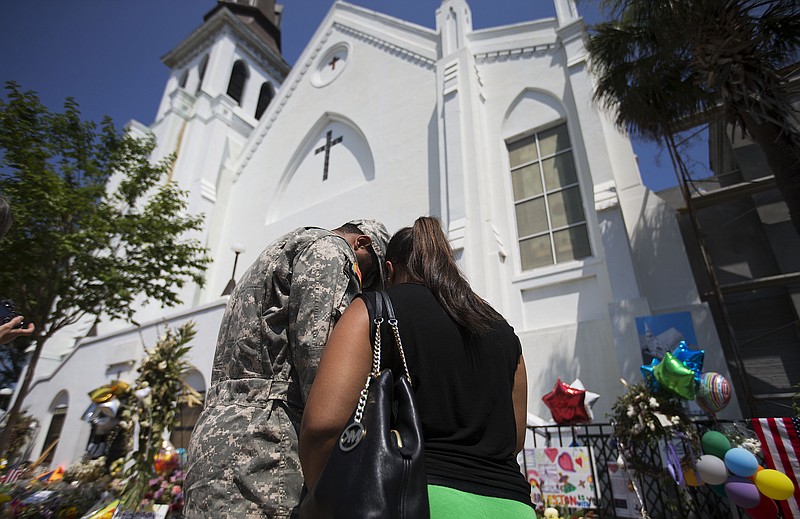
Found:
[571,378,600,420]
[696,454,728,485]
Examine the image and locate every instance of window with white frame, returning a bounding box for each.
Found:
[507,122,591,270]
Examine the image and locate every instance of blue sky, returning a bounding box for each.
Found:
[0,0,681,191]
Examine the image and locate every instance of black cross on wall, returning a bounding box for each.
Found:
[328,56,341,70]
[314,130,343,181]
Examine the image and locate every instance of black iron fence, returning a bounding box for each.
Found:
[523,422,761,518]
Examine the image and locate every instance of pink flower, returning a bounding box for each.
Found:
[172,485,181,494]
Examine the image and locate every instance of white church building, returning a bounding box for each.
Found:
[16,0,740,468]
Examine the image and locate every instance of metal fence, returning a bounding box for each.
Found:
[522,422,760,518]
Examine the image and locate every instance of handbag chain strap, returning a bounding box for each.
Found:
[382,292,412,383]
[352,291,412,424]
[353,297,384,425]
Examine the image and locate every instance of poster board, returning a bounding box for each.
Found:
[606,461,642,518]
[525,447,598,509]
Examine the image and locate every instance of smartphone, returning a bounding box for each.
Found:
[0,299,26,329]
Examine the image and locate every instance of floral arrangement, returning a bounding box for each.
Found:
[117,322,201,513]
[609,381,700,475]
[0,322,200,519]
[0,479,109,518]
[63,457,108,484]
[142,468,185,513]
[611,382,697,443]
[716,422,761,455]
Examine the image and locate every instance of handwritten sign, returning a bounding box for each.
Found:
[525,447,597,509]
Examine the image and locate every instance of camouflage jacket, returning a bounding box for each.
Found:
[207,227,362,410]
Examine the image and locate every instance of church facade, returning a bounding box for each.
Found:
[18,0,739,468]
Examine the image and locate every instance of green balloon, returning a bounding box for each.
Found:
[702,431,732,459]
[709,483,727,497]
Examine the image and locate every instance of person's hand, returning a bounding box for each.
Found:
[0,316,34,345]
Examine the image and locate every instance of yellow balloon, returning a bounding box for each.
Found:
[754,468,795,501]
[683,467,703,487]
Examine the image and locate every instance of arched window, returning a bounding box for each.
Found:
[507,122,591,270]
[196,54,209,94]
[255,82,275,120]
[178,70,189,89]
[170,369,206,450]
[227,60,249,106]
[41,391,69,466]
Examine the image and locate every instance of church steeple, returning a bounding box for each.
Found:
[436,0,472,57]
[204,0,283,53]
[554,0,579,26]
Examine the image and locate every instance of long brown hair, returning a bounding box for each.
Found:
[386,217,502,334]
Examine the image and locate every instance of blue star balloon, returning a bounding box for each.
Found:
[640,357,660,391]
[672,342,704,384]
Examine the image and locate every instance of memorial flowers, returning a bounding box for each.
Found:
[609,381,699,474]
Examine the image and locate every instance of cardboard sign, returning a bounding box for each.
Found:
[525,447,598,509]
[606,462,642,518]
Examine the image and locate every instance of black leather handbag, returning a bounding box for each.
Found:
[300,291,429,519]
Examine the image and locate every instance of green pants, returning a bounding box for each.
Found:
[428,484,535,518]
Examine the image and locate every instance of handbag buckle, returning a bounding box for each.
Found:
[339,422,366,452]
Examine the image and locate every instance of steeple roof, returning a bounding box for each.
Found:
[204,0,283,53]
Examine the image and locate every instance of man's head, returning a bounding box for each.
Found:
[334,219,390,291]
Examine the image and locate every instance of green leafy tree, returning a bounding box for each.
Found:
[586,0,800,232]
[0,82,210,456]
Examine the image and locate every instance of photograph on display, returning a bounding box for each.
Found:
[635,311,698,365]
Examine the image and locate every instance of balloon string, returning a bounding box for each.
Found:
[664,438,683,486]
[683,434,701,485]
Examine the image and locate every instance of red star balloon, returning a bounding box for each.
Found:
[542,378,590,425]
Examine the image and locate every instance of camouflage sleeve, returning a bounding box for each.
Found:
[289,237,360,403]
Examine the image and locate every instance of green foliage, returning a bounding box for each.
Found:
[118,322,201,512]
[585,0,800,235]
[586,0,800,141]
[0,81,211,337]
[2,411,33,463]
[0,81,211,454]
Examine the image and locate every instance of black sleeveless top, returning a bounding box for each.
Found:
[361,284,532,506]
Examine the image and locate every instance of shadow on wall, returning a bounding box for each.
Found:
[628,188,700,310]
[521,319,625,425]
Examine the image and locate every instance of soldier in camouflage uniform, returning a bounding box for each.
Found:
[184,219,390,518]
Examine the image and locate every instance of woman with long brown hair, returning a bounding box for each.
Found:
[300,216,532,517]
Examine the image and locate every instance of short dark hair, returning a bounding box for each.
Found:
[0,196,12,240]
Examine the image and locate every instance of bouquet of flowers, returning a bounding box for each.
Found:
[609,381,699,474]
[142,468,185,514]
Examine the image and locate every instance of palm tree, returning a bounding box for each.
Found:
[586,0,800,233]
